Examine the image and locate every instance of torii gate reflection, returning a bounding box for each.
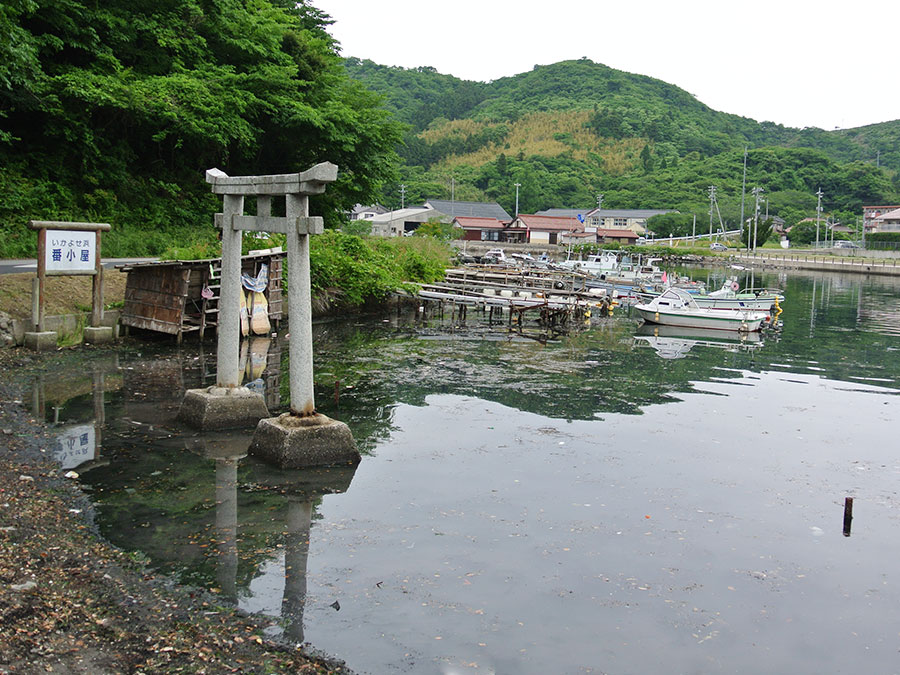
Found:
[192,434,357,641]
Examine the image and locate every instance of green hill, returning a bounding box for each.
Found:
[344,58,900,230]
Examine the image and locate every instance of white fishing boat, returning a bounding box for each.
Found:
[634,287,768,332]
[482,248,507,263]
[557,251,620,274]
[599,257,666,285]
[637,278,783,312]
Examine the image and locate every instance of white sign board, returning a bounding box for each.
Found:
[54,424,97,470]
[45,230,97,274]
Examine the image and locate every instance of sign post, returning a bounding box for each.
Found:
[26,220,112,349]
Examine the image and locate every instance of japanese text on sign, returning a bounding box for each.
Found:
[45,230,97,273]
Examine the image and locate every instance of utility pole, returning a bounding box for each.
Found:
[514,182,521,218]
[815,187,824,249]
[400,183,406,210]
[740,147,748,251]
[708,185,716,240]
[597,193,603,210]
[751,187,764,251]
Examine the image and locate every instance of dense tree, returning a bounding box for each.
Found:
[0,0,403,257]
[414,220,462,241]
[741,217,774,248]
[787,221,819,245]
[646,213,694,238]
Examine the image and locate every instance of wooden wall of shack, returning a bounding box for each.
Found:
[118,251,283,342]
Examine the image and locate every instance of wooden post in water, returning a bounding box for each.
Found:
[843,497,854,537]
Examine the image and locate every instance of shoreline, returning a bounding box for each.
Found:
[0,345,350,674]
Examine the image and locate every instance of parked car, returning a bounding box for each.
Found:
[834,240,861,249]
[709,242,728,252]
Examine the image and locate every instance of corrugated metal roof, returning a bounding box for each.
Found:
[369,207,433,222]
[587,208,679,218]
[425,200,512,221]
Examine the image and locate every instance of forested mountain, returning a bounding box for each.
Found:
[345,58,900,231]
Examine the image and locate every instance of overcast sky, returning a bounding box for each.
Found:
[314,0,896,131]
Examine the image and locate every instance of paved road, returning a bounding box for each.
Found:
[0,258,157,275]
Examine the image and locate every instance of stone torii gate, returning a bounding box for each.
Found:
[178,163,359,467]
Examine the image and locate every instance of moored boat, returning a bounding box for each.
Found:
[634,287,768,332]
[557,251,620,274]
[637,278,783,312]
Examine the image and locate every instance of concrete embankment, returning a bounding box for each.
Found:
[730,251,900,277]
[2,310,120,348]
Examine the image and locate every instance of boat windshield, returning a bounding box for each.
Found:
[659,287,698,306]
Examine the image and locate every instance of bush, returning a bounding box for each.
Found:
[309,231,452,309]
[867,232,900,243]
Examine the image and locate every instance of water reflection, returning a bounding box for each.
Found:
[633,324,764,359]
[180,431,356,641]
[32,356,121,472]
[185,433,251,603]
[26,269,900,673]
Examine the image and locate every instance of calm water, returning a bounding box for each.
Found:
[38,268,900,674]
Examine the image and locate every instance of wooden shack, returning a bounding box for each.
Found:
[118,251,284,342]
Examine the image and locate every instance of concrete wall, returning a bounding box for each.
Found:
[8,310,121,347]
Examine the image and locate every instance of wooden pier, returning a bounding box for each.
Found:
[414,264,616,342]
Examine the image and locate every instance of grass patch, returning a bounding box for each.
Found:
[0,271,129,319]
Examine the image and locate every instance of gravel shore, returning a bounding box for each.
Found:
[0,345,348,674]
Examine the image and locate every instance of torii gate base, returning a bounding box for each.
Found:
[179,386,270,431]
[250,412,359,469]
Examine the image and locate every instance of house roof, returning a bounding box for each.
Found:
[597,228,639,239]
[351,203,388,216]
[875,207,900,221]
[587,208,679,219]
[453,216,506,230]
[425,200,512,221]
[536,208,592,218]
[369,207,436,223]
[514,214,582,231]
